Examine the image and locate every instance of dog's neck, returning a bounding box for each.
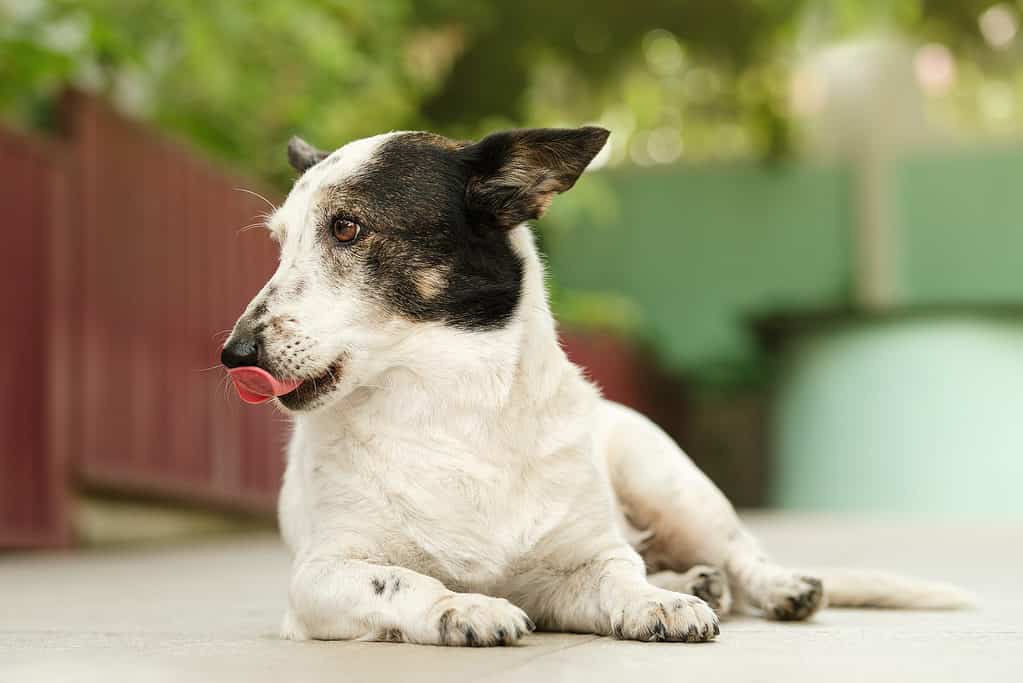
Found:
[298,226,591,438]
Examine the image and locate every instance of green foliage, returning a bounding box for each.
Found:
[1,0,451,185]
[5,0,1019,186]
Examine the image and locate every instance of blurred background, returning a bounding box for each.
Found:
[3,0,1023,549]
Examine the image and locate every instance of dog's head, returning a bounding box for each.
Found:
[221,127,608,411]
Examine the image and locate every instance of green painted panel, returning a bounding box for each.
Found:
[772,317,1023,519]
[544,163,853,374]
[896,146,1023,304]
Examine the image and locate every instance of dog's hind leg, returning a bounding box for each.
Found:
[503,535,720,642]
[647,566,733,615]
[597,400,824,621]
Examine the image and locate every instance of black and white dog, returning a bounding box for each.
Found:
[221,127,969,646]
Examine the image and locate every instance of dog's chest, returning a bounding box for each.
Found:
[300,423,580,588]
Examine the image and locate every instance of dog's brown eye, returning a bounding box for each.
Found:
[331,218,360,243]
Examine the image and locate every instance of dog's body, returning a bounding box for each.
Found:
[223,128,970,646]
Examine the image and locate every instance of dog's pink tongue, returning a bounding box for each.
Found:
[227,367,303,405]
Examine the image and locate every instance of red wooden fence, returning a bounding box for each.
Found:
[61,92,287,513]
[1,91,288,546]
[0,128,72,547]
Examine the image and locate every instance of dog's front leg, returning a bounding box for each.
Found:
[510,544,719,642]
[284,555,535,646]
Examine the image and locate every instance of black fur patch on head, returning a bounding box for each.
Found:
[311,127,605,332]
[323,132,524,331]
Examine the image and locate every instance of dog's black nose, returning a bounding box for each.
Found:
[221,334,261,369]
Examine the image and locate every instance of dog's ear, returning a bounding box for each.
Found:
[288,136,328,173]
[461,126,609,230]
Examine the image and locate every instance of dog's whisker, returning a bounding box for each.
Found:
[233,187,278,213]
[198,364,226,374]
[237,222,268,234]
[220,374,235,403]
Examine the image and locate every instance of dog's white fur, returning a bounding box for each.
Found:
[232,132,972,646]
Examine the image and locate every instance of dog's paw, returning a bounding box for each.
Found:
[760,574,825,621]
[613,588,720,643]
[427,593,535,647]
[647,566,733,615]
[686,566,733,615]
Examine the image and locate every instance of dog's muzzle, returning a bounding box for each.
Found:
[221,333,302,404]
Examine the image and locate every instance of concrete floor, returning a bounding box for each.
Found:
[2,514,1021,682]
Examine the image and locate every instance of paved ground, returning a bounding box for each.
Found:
[2,514,1021,682]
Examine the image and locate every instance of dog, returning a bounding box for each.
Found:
[221,126,971,645]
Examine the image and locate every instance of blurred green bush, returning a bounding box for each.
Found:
[4,0,1014,188]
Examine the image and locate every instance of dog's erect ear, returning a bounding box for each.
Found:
[461,126,609,229]
[288,136,328,173]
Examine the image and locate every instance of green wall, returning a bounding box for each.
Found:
[545,163,853,377]
[896,145,1023,304]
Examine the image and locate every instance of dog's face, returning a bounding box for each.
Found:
[221,127,608,411]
